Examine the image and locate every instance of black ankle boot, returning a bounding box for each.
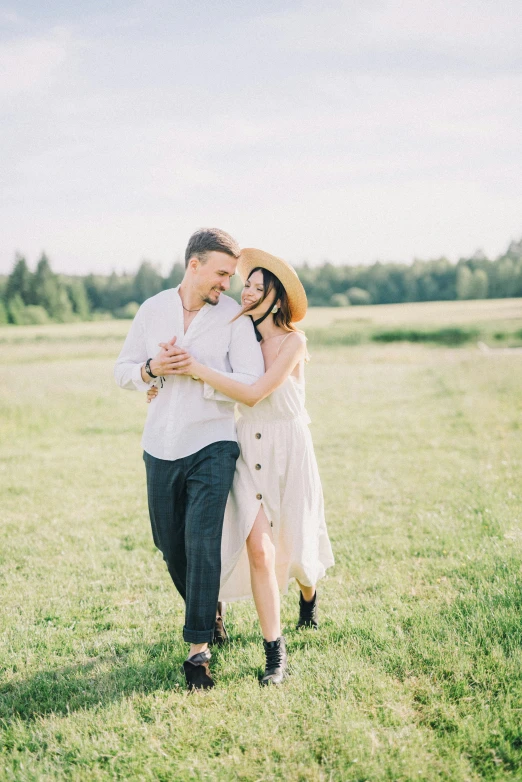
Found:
[261,636,287,686]
[297,591,318,629]
[183,649,214,691]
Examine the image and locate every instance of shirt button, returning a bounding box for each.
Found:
[255,433,261,439]
[255,464,261,470]
[256,493,262,500]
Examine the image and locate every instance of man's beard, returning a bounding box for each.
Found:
[202,288,224,306]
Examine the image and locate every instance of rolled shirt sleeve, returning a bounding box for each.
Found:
[203,315,264,402]
[114,307,152,391]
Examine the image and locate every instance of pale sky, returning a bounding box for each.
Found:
[1,0,521,275]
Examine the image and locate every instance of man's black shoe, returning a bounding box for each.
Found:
[183,649,214,691]
[261,636,287,686]
[297,591,318,629]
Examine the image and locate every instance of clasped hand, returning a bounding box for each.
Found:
[150,336,200,376]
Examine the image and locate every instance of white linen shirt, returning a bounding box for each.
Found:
[114,286,264,461]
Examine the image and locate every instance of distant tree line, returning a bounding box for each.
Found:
[0,256,186,325]
[299,239,522,307]
[1,238,521,325]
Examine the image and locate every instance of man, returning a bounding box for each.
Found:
[114,228,264,690]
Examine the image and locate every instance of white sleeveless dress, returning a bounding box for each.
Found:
[219,351,335,602]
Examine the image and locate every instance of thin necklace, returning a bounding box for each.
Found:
[178,288,203,313]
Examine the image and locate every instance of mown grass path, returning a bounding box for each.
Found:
[1,315,521,781]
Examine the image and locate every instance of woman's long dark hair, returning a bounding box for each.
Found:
[232,267,297,341]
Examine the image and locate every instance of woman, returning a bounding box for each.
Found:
[148,248,334,685]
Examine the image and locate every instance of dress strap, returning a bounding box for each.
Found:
[276,333,295,356]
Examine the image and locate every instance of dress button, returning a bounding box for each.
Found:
[255,464,261,470]
[255,433,261,439]
[256,493,262,500]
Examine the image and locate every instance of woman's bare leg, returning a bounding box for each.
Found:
[246,505,281,642]
[296,581,316,602]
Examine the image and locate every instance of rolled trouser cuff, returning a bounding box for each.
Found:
[183,625,215,644]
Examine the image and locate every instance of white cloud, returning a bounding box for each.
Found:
[0,1,521,274]
[0,10,24,24]
[252,0,521,64]
[0,27,73,96]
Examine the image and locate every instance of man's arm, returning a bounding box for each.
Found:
[115,309,191,390]
[114,307,152,391]
[203,315,265,402]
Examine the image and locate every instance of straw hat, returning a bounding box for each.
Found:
[237,248,308,322]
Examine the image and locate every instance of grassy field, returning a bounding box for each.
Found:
[1,299,522,781]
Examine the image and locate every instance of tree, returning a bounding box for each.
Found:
[165,261,185,289]
[514,260,522,297]
[133,261,163,303]
[7,293,27,324]
[67,279,91,319]
[469,269,488,299]
[330,293,350,307]
[31,254,73,321]
[456,265,473,300]
[7,295,51,324]
[31,254,59,310]
[84,274,104,311]
[114,301,140,319]
[428,258,456,300]
[347,287,372,305]
[97,272,135,312]
[505,239,522,262]
[53,287,74,321]
[24,305,52,324]
[5,255,32,304]
[403,269,419,302]
[490,258,516,298]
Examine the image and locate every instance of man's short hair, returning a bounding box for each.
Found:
[185,228,240,268]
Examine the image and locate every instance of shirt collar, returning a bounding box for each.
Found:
[174,285,214,341]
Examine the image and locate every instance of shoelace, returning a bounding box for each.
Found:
[300,597,317,620]
[265,644,284,669]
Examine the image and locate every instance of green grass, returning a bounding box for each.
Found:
[302,299,522,348]
[307,323,485,347]
[1,301,522,780]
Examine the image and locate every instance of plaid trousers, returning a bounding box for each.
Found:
[143,441,240,643]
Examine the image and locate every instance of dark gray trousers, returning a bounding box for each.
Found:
[143,441,239,643]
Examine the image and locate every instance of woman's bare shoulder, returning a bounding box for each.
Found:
[279,330,307,353]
